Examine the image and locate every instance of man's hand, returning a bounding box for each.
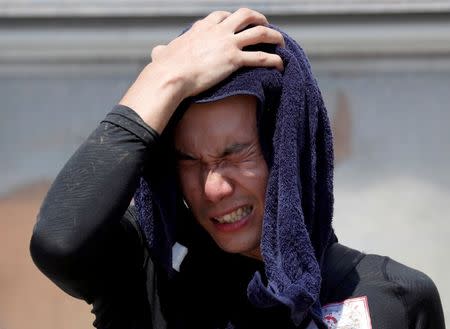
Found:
[119,8,284,134]
[151,8,284,97]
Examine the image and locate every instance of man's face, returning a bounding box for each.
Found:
[174,95,268,260]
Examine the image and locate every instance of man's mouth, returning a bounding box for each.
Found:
[213,205,253,224]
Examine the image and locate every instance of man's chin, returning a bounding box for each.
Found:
[214,238,262,260]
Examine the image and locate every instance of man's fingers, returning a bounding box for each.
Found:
[203,10,232,24]
[221,8,268,32]
[236,25,285,48]
[240,51,284,72]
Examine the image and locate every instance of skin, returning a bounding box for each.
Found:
[174,95,268,260]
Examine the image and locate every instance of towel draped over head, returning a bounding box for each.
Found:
[134,25,336,327]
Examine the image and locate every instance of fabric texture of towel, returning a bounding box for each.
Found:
[134,25,336,327]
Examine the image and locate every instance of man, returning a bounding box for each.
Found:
[30,8,445,329]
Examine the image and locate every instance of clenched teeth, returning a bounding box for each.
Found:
[214,206,252,224]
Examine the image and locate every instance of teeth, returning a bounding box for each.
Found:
[215,206,252,224]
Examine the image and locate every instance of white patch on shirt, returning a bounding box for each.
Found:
[172,242,188,272]
[306,296,372,329]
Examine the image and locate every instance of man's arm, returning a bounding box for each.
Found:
[30,105,157,301]
[385,258,446,329]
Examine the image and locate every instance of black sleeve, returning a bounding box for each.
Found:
[385,258,446,329]
[321,245,446,329]
[29,105,159,303]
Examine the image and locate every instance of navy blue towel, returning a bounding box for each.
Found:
[134,25,336,326]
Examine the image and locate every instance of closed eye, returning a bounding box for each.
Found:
[222,143,251,158]
[226,143,260,159]
[175,150,197,161]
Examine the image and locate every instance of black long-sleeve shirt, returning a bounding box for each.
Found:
[30,105,159,327]
[30,105,446,329]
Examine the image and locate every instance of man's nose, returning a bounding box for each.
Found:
[203,170,233,203]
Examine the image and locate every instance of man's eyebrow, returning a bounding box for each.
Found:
[221,142,251,157]
[174,149,196,160]
[174,143,252,160]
